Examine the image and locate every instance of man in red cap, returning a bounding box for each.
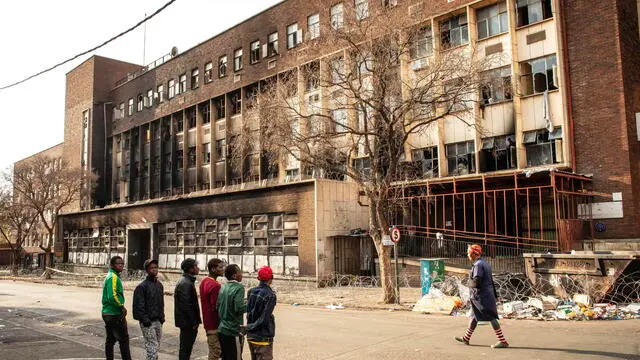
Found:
[246,266,277,360]
[455,244,509,349]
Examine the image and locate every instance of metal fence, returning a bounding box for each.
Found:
[397,234,526,274]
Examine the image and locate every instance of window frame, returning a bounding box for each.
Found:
[233,48,243,72]
[268,32,279,57]
[179,74,187,94]
[481,66,513,105]
[191,68,199,89]
[519,54,558,96]
[168,79,176,99]
[440,13,469,50]
[204,62,213,83]
[157,84,165,102]
[410,26,433,60]
[287,23,299,49]
[137,93,144,112]
[308,14,320,40]
[477,2,508,40]
[517,0,553,28]
[128,98,134,115]
[219,55,228,78]
[445,141,476,176]
[331,3,345,30]
[355,0,370,21]
[250,41,261,64]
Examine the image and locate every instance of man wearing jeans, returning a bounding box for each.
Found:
[175,258,202,360]
[133,259,165,360]
[102,255,131,360]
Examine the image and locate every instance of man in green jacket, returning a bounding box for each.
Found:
[102,255,131,360]
[217,264,247,360]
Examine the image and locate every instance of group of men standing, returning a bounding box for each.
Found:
[100,255,277,360]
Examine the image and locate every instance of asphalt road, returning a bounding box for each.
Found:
[0,280,639,360]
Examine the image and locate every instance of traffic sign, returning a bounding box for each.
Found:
[390,227,401,243]
[382,235,394,246]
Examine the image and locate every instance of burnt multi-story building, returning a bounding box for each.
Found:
[16,0,640,278]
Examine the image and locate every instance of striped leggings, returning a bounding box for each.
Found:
[463,317,508,344]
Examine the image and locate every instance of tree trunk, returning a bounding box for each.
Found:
[375,239,396,304]
[11,251,21,275]
[369,200,397,304]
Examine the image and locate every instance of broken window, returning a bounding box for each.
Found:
[204,62,213,83]
[179,74,187,94]
[230,91,242,115]
[268,32,279,57]
[219,56,227,78]
[128,98,134,116]
[517,0,553,27]
[146,89,153,107]
[440,13,469,50]
[168,79,176,99]
[234,48,243,71]
[308,14,320,40]
[203,143,211,165]
[355,0,369,21]
[410,27,433,60]
[480,135,516,172]
[331,3,344,30]
[137,94,144,112]
[175,114,184,133]
[481,66,512,105]
[157,84,165,103]
[333,108,348,133]
[352,157,372,178]
[446,141,475,175]
[187,108,196,129]
[287,23,299,49]
[215,96,226,119]
[305,61,320,92]
[520,54,558,96]
[477,2,508,40]
[118,102,125,119]
[188,146,196,168]
[216,139,227,159]
[176,149,184,169]
[250,41,260,64]
[411,146,439,178]
[524,127,563,167]
[191,68,199,89]
[201,102,211,124]
[330,56,345,84]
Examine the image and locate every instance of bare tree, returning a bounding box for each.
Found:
[0,185,38,274]
[231,3,499,303]
[10,156,93,268]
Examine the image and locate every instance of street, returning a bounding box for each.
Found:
[0,280,638,360]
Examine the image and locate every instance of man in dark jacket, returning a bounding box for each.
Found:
[133,259,165,360]
[175,258,202,360]
[246,266,277,360]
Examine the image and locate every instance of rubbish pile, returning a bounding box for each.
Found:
[412,277,640,320]
[500,296,640,321]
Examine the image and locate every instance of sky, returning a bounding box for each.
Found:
[0,0,282,172]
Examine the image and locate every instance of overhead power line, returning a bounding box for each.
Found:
[0,0,177,91]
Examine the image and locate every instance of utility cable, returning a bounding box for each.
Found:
[0,0,177,91]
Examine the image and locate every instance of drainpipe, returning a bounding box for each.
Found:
[103,102,113,207]
[557,0,577,171]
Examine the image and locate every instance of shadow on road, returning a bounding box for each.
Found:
[510,346,639,359]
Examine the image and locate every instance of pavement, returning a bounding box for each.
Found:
[0,279,639,360]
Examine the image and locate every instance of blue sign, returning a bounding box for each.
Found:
[595,222,606,233]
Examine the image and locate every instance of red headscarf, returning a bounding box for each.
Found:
[469,244,482,256]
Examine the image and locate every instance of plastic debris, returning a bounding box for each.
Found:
[326,303,344,310]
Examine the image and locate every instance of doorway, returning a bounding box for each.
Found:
[127,229,151,270]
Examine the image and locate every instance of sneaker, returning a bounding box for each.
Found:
[454,336,469,345]
[491,341,509,349]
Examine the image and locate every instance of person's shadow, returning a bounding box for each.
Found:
[469,344,640,359]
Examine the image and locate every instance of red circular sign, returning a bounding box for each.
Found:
[391,227,401,243]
